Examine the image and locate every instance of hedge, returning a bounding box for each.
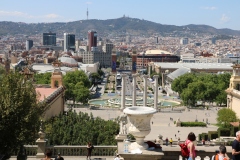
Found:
[208,131,218,140]
[231,127,239,137]
[198,133,208,141]
[217,128,230,137]
[181,122,207,127]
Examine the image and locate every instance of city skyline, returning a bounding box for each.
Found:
[0,0,239,30]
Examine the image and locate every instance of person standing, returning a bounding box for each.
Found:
[114,154,120,160]
[232,131,240,160]
[41,150,52,160]
[87,142,93,160]
[186,132,196,160]
[178,137,180,144]
[211,145,229,160]
[165,137,169,146]
[169,138,173,147]
[55,153,64,160]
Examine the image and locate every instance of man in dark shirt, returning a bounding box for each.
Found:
[55,153,64,160]
[232,131,240,160]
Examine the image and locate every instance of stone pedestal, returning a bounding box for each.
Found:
[143,75,148,106]
[132,74,138,106]
[36,130,46,158]
[115,134,128,142]
[121,74,127,110]
[153,75,159,109]
[118,142,164,160]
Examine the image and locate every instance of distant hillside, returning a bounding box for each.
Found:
[0,17,240,37]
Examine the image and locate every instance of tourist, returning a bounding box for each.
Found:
[165,137,169,146]
[169,138,173,147]
[232,131,240,160]
[211,145,229,160]
[202,138,205,145]
[186,132,196,160]
[41,149,52,160]
[178,137,180,144]
[55,153,64,160]
[87,142,93,160]
[114,154,120,160]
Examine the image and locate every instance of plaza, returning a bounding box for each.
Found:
[82,72,219,142]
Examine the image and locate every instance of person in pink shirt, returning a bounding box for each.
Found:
[186,132,196,160]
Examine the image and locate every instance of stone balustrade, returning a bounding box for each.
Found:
[23,145,117,157]
[21,145,233,159]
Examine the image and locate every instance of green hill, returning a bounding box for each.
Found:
[0,17,240,37]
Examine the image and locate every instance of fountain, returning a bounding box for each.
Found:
[123,106,157,151]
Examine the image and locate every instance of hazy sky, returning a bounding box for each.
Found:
[0,0,239,30]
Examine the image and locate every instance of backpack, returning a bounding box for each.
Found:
[91,145,94,149]
[212,154,227,160]
[179,143,189,158]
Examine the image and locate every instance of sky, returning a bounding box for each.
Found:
[0,0,239,30]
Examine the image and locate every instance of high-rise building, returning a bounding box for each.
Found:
[88,30,97,51]
[75,40,81,51]
[43,32,56,46]
[64,33,75,51]
[212,37,216,44]
[180,38,188,45]
[26,40,33,51]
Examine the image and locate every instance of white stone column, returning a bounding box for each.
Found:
[153,75,159,109]
[143,75,148,106]
[121,74,127,110]
[148,65,151,77]
[132,74,138,106]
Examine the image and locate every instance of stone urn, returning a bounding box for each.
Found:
[123,106,157,150]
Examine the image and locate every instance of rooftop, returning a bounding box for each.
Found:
[36,87,57,101]
[154,62,233,70]
[141,50,173,55]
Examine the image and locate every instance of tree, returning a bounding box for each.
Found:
[0,71,47,156]
[74,82,91,104]
[90,72,101,86]
[63,70,91,104]
[217,108,237,128]
[34,72,52,84]
[172,73,230,106]
[97,69,104,77]
[45,111,119,145]
[171,73,196,95]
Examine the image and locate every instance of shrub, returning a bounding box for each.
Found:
[208,131,218,140]
[104,91,108,93]
[181,122,206,127]
[199,133,208,141]
[231,126,239,137]
[218,128,230,137]
[226,140,234,146]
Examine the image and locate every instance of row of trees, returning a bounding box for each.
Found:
[45,111,119,145]
[171,73,231,106]
[0,67,116,156]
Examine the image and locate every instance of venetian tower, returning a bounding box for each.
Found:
[226,62,240,118]
[51,60,63,88]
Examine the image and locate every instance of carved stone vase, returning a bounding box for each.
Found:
[123,106,157,151]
